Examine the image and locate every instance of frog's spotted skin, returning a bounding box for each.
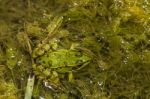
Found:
[36,49,91,72]
[32,47,91,87]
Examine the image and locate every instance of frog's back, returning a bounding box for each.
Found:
[38,49,90,69]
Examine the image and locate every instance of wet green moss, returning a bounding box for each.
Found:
[1,0,150,98]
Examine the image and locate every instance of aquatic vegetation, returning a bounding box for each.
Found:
[0,79,19,99]
[31,16,92,91]
[1,0,150,98]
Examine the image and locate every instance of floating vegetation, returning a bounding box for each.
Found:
[1,0,150,99]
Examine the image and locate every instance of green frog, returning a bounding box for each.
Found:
[32,43,91,89]
[31,16,91,89]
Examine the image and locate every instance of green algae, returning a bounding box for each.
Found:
[0,0,150,99]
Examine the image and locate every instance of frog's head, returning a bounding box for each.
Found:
[69,43,92,67]
[76,51,91,65]
[53,49,91,73]
[66,49,91,68]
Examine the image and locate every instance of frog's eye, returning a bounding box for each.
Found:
[75,51,82,57]
[76,60,83,65]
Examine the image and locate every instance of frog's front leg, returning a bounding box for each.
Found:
[75,61,90,71]
[68,72,74,82]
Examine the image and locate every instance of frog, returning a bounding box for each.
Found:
[31,16,91,90]
[32,42,91,89]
